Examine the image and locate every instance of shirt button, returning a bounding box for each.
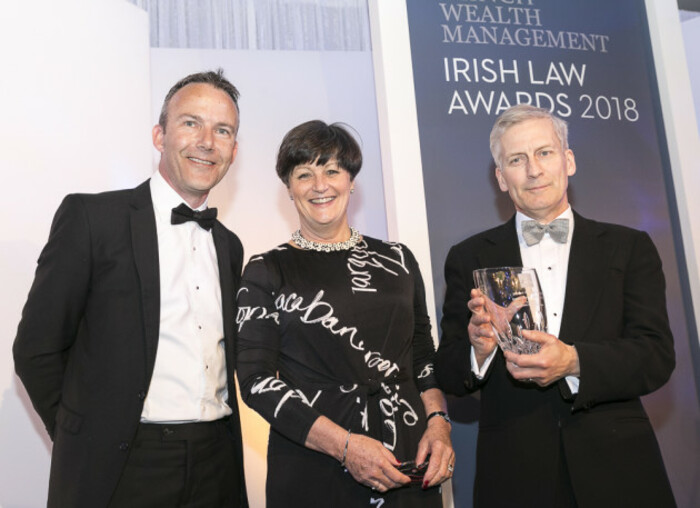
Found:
[119,442,129,451]
[137,391,146,400]
[547,266,552,270]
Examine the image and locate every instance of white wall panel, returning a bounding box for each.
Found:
[0,0,151,506]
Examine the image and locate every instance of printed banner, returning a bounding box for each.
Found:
[405,1,693,505]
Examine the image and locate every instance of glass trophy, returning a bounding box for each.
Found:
[472,267,547,355]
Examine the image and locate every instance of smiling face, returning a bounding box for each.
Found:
[288,158,354,242]
[152,83,239,208]
[495,117,576,223]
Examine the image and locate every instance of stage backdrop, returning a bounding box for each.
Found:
[404,0,700,506]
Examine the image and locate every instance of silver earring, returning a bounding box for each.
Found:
[289,195,294,201]
[350,189,355,194]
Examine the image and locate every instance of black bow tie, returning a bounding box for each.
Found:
[521,218,569,246]
[171,203,217,231]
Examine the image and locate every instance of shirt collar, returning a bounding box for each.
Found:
[150,170,209,224]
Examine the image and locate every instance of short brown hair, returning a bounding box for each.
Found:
[159,69,240,133]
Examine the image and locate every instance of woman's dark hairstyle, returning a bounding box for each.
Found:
[276,120,362,186]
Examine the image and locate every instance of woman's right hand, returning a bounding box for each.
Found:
[344,433,410,493]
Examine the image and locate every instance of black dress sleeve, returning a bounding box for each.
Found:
[404,245,440,393]
[235,252,322,446]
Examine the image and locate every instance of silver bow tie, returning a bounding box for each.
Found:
[521,218,569,246]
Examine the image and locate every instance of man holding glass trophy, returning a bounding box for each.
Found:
[435,104,676,508]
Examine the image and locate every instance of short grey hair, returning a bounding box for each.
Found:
[489,104,569,167]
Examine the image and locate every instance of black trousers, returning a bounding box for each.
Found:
[555,434,578,508]
[108,419,242,508]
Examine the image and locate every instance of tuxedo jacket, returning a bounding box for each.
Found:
[435,212,675,508]
[13,180,249,508]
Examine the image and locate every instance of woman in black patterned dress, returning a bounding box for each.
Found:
[236,121,454,507]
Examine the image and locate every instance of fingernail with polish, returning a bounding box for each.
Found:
[422,481,429,489]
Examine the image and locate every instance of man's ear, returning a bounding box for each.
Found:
[565,149,576,177]
[230,140,239,162]
[152,124,165,153]
[495,167,508,192]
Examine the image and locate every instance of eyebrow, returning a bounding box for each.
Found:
[506,144,556,158]
[178,114,235,131]
[178,113,201,123]
[294,159,340,170]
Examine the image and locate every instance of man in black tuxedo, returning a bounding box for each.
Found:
[13,70,249,508]
[435,104,676,508]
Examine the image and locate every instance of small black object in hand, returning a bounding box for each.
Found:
[396,459,429,485]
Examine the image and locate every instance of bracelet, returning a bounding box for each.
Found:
[340,429,352,468]
[426,410,451,425]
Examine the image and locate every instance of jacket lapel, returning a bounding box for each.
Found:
[478,217,523,269]
[559,212,609,345]
[212,223,240,402]
[212,223,234,341]
[129,180,161,374]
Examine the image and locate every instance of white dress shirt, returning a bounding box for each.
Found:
[471,207,580,393]
[141,171,231,422]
